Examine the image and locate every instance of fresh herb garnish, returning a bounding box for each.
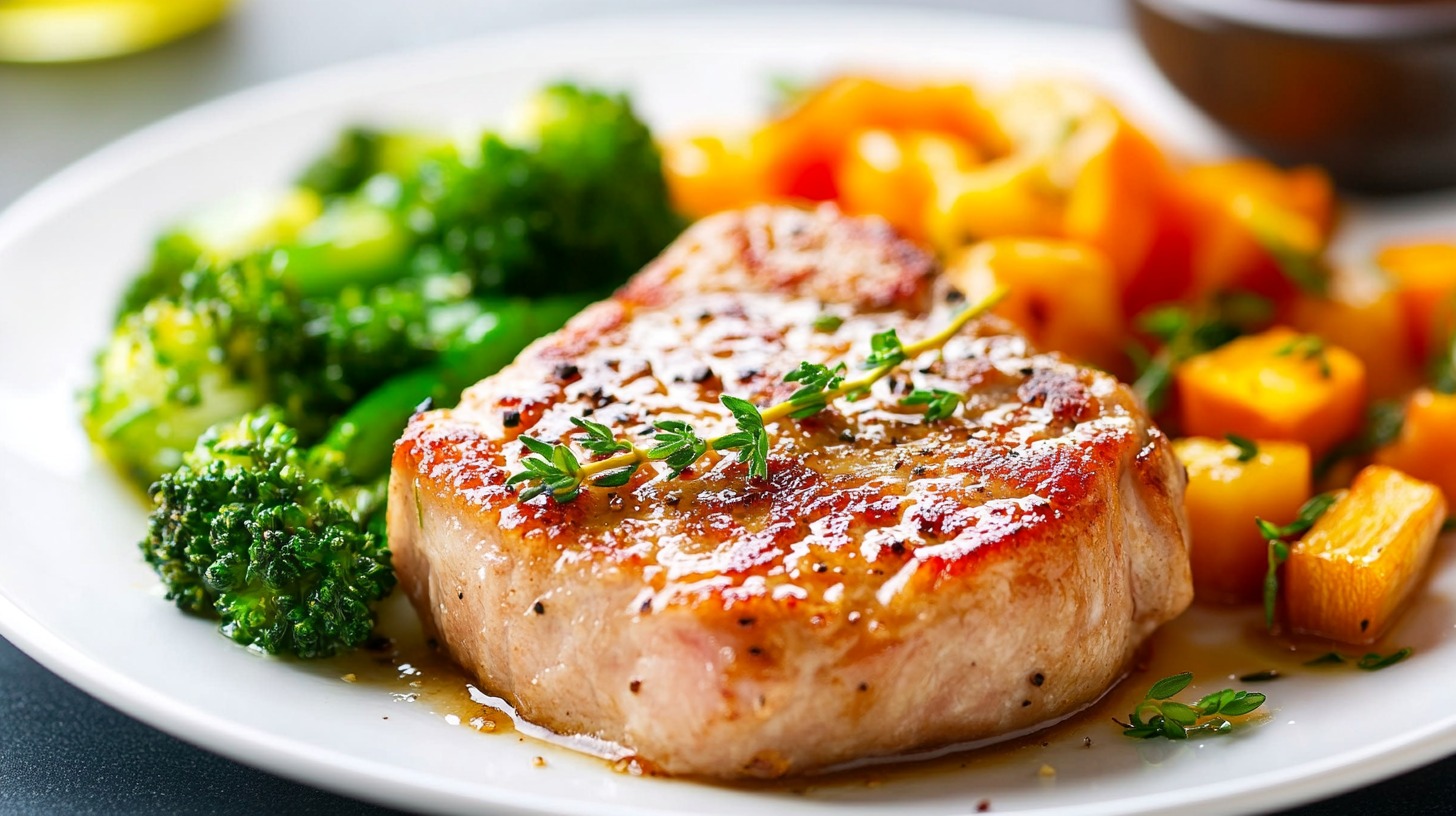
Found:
[1358,648,1414,670]
[1238,670,1281,682]
[570,416,633,456]
[507,287,1008,503]
[1226,433,1259,463]
[812,313,844,333]
[1304,648,1413,671]
[1116,672,1267,741]
[1130,292,1273,413]
[900,388,965,423]
[1303,652,1346,667]
[1276,334,1332,379]
[645,420,708,478]
[1259,492,1340,629]
[1315,400,1405,478]
[710,395,771,481]
[783,361,847,419]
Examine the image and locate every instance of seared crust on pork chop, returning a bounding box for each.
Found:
[388,205,1192,778]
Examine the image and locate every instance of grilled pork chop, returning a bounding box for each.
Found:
[388,205,1192,778]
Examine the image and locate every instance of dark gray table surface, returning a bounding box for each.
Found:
[3,1,1455,813]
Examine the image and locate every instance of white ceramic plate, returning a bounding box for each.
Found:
[4,7,1456,816]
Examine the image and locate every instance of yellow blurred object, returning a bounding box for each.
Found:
[1378,241,1456,363]
[1374,388,1456,506]
[945,237,1124,371]
[1284,465,1446,644]
[0,0,231,62]
[1176,326,1367,457]
[1285,272,1419,399]
[1173,436,1312,604]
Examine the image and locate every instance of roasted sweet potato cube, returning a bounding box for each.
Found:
[1378,241,1456,363]
[1285,273,1419,399]
[945,238,1124,371]
[661,132,770,219]
[1176,327,1367,457]
[1181,161,1334,304]
[1173,437,1312,603]
[1285,465,1446,644]
[1375,388,1456,505]
[837,129,979,243]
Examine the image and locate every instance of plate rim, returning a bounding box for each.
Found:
[2,6,1454,815]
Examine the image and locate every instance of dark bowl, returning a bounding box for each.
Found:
[1129,0,1456,193]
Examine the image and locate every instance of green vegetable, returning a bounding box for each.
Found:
[143,406,395,658]
[1226,433,1259,463]
[1130,291,1273,413]
[296,127,451,198]
[1303,648,1413,671]
[1118,672,1267,740]
[402,83,682,297]
[1259,492,1340,629]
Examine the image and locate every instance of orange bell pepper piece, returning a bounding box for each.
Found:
[1284,465,1446,644]
[1173,437,1312,604]
[1176,327,1367,457]
[944,238,1125,371]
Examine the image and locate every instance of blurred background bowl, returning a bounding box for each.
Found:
[1130,0,1456,193]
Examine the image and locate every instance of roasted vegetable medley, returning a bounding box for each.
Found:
[662,75,1455,644]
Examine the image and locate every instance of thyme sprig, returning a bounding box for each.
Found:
[1117,672,1267,741]
[1259,492,1340,628]
[1129,291,1273,413]
[507,286,1008,503]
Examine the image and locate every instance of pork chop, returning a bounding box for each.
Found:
[388,204,1192,778]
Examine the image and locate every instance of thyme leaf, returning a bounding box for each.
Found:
[1120,672,1267,741]
[1259,492,1340,628]
[900,388,964,423]
[1226,433,1259,463]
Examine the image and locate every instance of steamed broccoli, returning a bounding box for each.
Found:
[90,80,677,495]
[142,294,587,656]
[404,83,683,296]
[296,127,452,198]
[84,257,306,485]
[144,406,394,657]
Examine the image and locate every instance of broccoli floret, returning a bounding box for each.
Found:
[406,83,682,296]
[297,127,453,198]
[143,408,393,657]
[83,258,304,485]
[91,82,681,489]
[116,189,326,320]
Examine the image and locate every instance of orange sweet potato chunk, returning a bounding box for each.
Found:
[1285,274,1418,399]
[944,238,1124,372]
[1175,327,1367,457]
[1375,388,1456,505]
[1285,465,1445,644]
[1173,437,1312,603]
[1379,241,1456,363]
